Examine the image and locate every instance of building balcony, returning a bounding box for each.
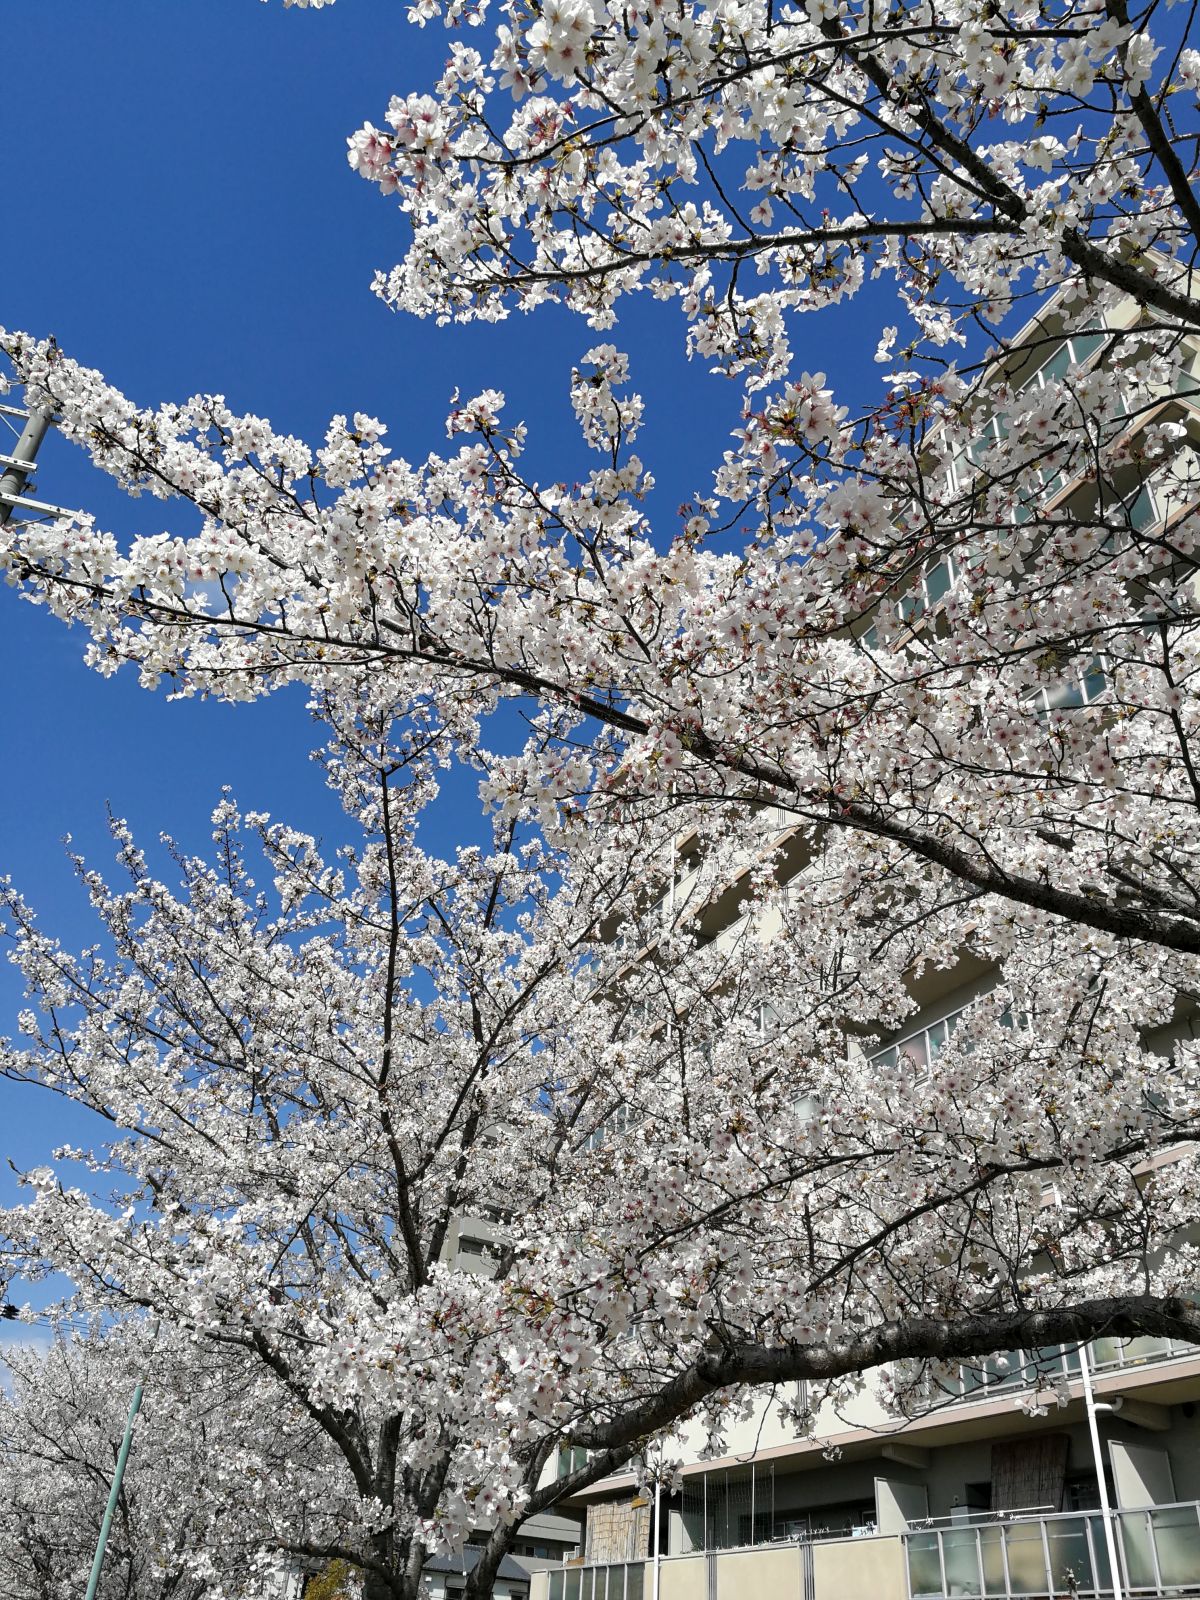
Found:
[906,1500,1200,1599]
[534,1501,1200,1600]
[912,1338,1200,1418]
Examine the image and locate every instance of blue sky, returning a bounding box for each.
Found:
[0,0,887,1287]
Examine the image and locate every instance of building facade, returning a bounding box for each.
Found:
[532,291,1200,1600]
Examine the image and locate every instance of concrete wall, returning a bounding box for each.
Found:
[659,1556,706,1600]
[716,1545,803,1600]
[579,1538,902,1600]
[811,1534,907,1600]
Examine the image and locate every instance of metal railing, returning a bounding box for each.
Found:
[904,1500,1200,1598]
[546,1562,646,1600]
[910,1335,1198,1414]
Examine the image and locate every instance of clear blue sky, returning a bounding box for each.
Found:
[0,1,885,1255]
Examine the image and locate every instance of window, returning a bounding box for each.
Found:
[870,1001,970,1072]
[897,549,967,628]
[909,1335,1195,1411]
[1028,655,1107,716]
[1023,327,1107,393]
[557,1444,589,1480]
[582,1098,636,1152]
[944,326,1108,499]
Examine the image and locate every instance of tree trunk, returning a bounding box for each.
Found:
[362,1574,391,1600]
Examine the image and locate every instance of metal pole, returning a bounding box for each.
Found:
[1079,1342,1125,1600]
[652,1473,662,1600]
[0,408,51,527]
[83,1321,159,1600]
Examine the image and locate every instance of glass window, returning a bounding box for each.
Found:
[1126,483,1156,531]
[1121,1335,1171,1365]
[1069,331,1107,365]
[981,1351,1020,1389]
[900,1034,929,1071]
[1082,660,1107,702]
[872,1003,968,1073]
[1040,343,1073,384]
[967,433,992,467]
[1090,1336,1124,1369]
[924,557,953,605]
[1049,678,1085,710]
[557,1445,589,1479]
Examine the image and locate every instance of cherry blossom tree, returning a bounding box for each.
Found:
[3,693,1200,1599]
[0,1321,270,1600]
[2,0,1200,961]
[3,2,1200,1592]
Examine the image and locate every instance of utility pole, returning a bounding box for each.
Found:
[83,1375,148,1600]
[0,402,54,527]
[83,1319,160,1600]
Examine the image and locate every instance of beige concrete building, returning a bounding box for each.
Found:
[533,296,1200,1600]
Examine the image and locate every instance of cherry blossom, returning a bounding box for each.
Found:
[0,4,1199,1592]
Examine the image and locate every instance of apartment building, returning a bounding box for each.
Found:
[531,292,1200,1600]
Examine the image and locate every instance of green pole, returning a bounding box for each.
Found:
[83,1321,159,1600]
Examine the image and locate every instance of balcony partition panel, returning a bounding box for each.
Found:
[1045,1516,1093,1595]
[978,1525,1008,1596]
[1003,1519,1050,1593]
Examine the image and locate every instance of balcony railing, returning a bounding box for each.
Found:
[905,1501,1200,1598]
[543,1505,1200,1600]
[546,1561,646,1600]
[911,1335,1198,1413]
